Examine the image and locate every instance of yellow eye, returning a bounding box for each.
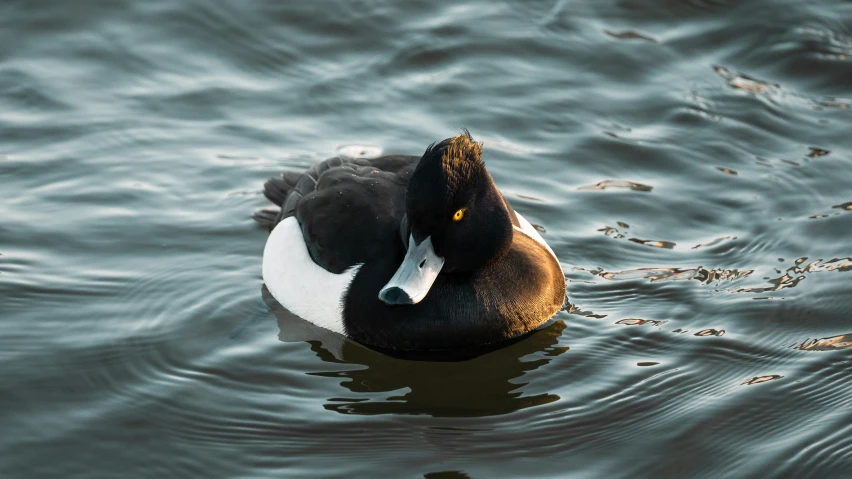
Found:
[453,209,465,221]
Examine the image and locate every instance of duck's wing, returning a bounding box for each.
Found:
[258,155,419,273]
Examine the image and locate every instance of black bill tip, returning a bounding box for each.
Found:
[378,287,413,306]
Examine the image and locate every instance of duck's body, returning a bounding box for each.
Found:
[259,134,565,352]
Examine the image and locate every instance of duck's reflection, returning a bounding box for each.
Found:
[263,287,569,417]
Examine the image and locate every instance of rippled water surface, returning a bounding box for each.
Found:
[2,1,851,477]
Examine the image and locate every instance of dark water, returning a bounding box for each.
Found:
[2,0,851,477]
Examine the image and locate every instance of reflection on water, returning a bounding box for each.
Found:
[578,180,653,192]
[616,318,667,327]
[598,256,850,295]
[604,30,657,43]
[807,146,831,158]
[637,361,659,367]
[743,374,783,385]
[735,257,851,293]
[598,224,677,249]
[714,65,779,94]
[694,329,725,337]
[628,238,677,249]
[564,303,607,319]
[266,288,568,418]
[335,144,383,159]
[600,266,753,284]
[796,333,852,351]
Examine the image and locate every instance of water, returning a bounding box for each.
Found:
[1,0,851,477]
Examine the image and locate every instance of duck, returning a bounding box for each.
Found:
[256,131,566,353]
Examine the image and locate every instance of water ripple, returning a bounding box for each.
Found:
[2,0,852,477]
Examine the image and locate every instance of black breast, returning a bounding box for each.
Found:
[342,230,567,351]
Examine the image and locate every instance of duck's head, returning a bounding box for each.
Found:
[379,131,514,305]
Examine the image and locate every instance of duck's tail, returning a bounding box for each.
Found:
[253,171,302,227]
[263,171,302,206]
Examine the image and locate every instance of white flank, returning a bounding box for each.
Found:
[514,212,558,260]
[262,216,361,335]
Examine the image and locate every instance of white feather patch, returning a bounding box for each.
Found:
[514,212,558,259]
[262,216,361,335]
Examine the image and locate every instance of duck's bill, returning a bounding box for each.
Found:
[379,235,444,305]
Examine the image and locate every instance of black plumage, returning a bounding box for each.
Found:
[258,133,566,352]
